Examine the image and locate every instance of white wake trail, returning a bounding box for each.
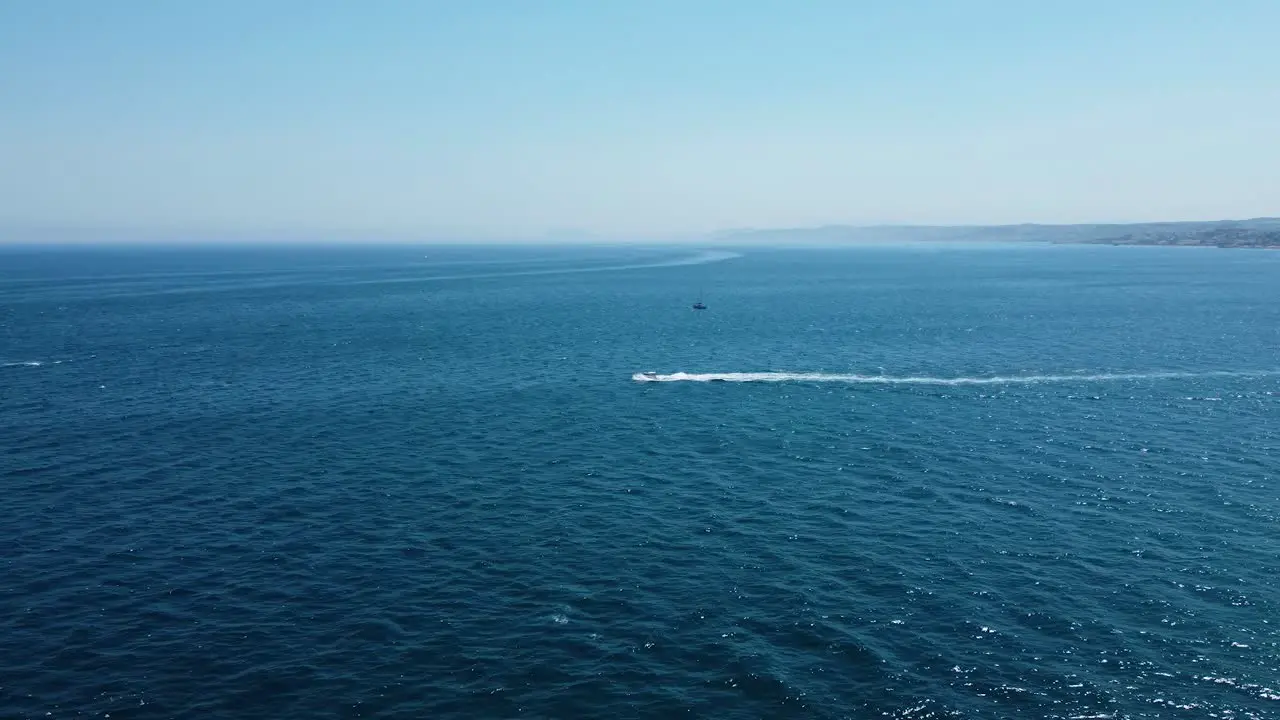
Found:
[632,370,1280,385]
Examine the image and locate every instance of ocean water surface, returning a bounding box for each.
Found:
[1,242,1278,718]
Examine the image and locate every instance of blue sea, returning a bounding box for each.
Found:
[2,242,1278,719]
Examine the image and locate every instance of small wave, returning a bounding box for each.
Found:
[3,361,46,368]
[631,370,1280,385]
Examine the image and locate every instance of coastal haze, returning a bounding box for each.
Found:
[3,3,1279,720]
[710,217,1280,248]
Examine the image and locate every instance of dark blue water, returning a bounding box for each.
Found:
[2,243,1278,719]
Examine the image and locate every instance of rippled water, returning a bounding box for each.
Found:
[2,243,1278,719]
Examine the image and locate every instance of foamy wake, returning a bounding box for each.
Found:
[632,370,1280,385]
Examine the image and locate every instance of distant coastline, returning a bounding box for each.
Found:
[4,217,1280,248]
[1067,227,1280,249]
[712,217,1280,248]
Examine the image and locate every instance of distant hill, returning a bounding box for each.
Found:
[711,218,1280,246]
[1081,225,1280,248]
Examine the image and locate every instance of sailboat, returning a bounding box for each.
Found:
[691,253,710,309]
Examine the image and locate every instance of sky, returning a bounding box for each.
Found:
[1,0,1278,240]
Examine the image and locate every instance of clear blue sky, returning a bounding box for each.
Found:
[2,0,1277,239]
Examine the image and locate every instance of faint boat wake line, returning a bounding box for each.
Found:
[349,250,743,284]
[3,251,743,301]
[360,245,742,280]
[632,370,1280,384]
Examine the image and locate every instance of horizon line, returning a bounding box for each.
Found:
[1,214,1278,247]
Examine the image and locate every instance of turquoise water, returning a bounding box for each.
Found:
[2,243,1278,718]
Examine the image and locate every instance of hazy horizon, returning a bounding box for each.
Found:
[3,1,1278,241]
[4,214,1280,248]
